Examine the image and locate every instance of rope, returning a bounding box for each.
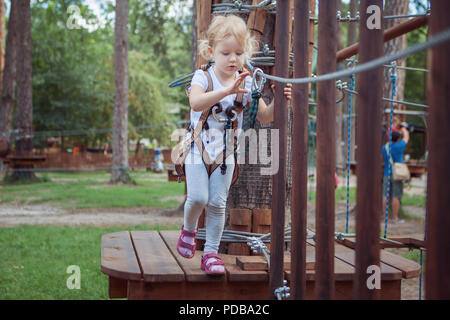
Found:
[383,66,398,239]
[419,168,429,300]
[263,27,450,84]
[220,118,233,175]
[169,27,450,90]
[243,91,261,131]
[345,74,355,234]
[1,120,189,139]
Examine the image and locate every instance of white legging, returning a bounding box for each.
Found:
[183,145,235,254]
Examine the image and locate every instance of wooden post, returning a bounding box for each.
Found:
[228,209,252,255]
[291,0,310,300]
[247,0,267,41]
[196,0,213,68]
[269,0,290,300]
[193,0,213,233]
[426,0,450,300]
[252,208,271,234]
[252,208,271,252]
[354,0,383,300]
[315,0,337,300]
[308,0,316,93]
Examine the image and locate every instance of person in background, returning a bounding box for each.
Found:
[382,125,410,224]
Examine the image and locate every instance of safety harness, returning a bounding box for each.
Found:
[173,64,250,187]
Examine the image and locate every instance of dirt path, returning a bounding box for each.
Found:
[0,203,184,227]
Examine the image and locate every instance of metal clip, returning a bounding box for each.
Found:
[274,280,291,300]
[246,237,266,255]
[251,68,266,93]
[389,61,398,78]
[234,0,243,10]
[335,80,347,104]
[262,43,270,56]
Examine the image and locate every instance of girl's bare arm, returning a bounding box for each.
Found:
[189,72,249,112]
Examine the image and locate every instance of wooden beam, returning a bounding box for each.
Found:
[336,15,429,63]
[291,0,310,301]
[426,0,450,300]
[354,0,384,300]
[270,0,290,300]
[315,0,337,300]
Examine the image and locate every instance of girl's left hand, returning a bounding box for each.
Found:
[271,83,292,100]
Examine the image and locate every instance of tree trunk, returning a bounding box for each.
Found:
[0,0,5,92]
[14,0,35,180]
[0,0,17,146]
[227,0,278,223]
[191,0,197,71]
[383,0,410,122]
[111,0,132,184]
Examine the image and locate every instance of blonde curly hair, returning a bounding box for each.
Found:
[198,15,259,65]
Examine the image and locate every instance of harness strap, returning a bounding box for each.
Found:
[176,67,244,182]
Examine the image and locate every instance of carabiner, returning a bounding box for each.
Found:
[251,68,266,93]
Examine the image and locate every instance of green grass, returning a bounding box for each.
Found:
[0,224,179,300]
[401,194,426,207]
[0,171,184,209]
[308,186,357,204]
[308,186,426,209]
[387,248,425,265]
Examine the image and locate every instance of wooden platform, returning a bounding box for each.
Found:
[100,230,421,300]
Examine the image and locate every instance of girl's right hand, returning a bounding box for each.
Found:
[225,72,250,95]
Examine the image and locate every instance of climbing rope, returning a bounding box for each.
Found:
[221,118,233,175]
[345,73,355,234]
[384,63,398,239]
[168,27,450,90]
[307,119,315,201]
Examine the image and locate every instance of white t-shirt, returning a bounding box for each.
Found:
[187,67,252,161]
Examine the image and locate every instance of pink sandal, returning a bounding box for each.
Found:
[177,225,197,259]
[201,253,226,275]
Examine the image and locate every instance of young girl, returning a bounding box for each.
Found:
[177,15,292,275]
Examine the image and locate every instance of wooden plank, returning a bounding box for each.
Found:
[101,231,142,281]
[285,256,354,282]
[127,280,269,300]
[221,254,268,282]
[228,209,252,255]
[236,249,315,271]
[159,230,226,282]
[229,208,252,226]
[108,276,128,299]
[336,238,422,279]
[251,209,271,253]
[380,250,421,279]
[331,242,403,281]
[127,280,187,300]
[130,231,185,282]
[387,237,426,250]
